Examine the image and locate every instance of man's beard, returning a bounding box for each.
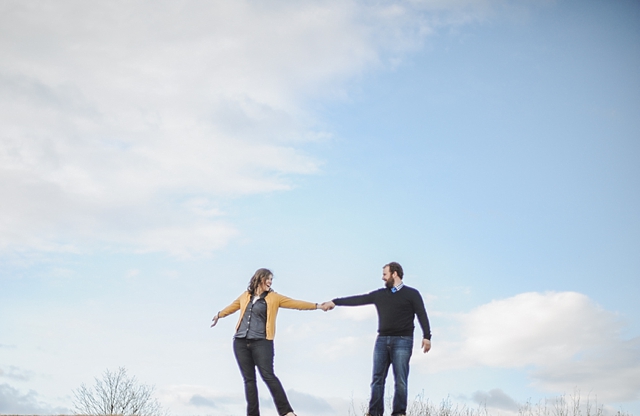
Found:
[385,278,395,289]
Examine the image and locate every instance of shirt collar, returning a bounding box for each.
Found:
[251,289,271,301]
[391,282,404,293]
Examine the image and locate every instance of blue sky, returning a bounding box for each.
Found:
[1,1,639,415]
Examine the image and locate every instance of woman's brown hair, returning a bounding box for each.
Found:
[247,268,273,296]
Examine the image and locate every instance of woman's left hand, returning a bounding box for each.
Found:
[211,313,220,327]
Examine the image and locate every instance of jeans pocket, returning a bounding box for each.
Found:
[396,336,414,350]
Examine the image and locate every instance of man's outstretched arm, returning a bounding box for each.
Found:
[332,291,376,307]
[320,291,376,311]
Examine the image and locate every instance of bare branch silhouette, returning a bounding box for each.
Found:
[73,367,166,416]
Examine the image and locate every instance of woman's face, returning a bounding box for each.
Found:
[260,275,273,293]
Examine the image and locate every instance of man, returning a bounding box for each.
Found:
[322,262,431,416]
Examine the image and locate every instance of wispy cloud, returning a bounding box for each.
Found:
[0,0,508,257]
[0,366,35,382]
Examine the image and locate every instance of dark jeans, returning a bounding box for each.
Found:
[368,335,413,416]
[233,338,293,416]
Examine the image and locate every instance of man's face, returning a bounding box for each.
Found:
[382,266,395,289]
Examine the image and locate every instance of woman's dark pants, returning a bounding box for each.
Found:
[233,338,294,416]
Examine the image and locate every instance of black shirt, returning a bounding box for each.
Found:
[234,291,269,339]
[332,285,431,339]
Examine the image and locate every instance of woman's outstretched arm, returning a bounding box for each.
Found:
[276,293,319,310]
[211,293,244,327]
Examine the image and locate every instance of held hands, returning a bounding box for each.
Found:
[319,301,335,312]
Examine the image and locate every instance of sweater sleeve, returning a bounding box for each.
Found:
[411,290,431,340]
[332,291,376,306]
[218,293,244,318]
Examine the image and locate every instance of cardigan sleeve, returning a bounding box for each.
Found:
[276,293,317,310]
[218,292,244,318]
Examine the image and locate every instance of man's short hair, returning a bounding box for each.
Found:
[384,262,404,279]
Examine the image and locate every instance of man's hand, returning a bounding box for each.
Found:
[422,338,431,353]
[320,301,335,311]
[210,313,219,327]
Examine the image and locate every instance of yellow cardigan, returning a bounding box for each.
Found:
[218,291,317,340]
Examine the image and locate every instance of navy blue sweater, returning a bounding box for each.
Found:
[333,285,431,340]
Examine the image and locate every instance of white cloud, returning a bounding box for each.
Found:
[334,303,378,321]
[531,336,640,402]
[417,292,640,403]
[0,0,504,257]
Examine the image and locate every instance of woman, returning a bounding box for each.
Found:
[211,268,325,416]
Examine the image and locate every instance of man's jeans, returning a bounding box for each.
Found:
[368,335,413,416]
[233,338,293,416]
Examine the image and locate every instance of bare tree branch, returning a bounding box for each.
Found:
[72,367,167,416]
